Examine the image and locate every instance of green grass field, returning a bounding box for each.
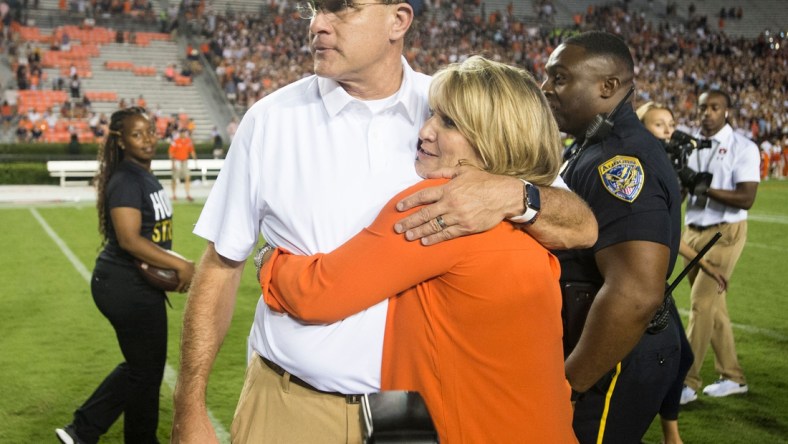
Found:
[1,180,786,443]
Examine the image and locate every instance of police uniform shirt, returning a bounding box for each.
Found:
[556,106,682,284]
[99,160,174,266]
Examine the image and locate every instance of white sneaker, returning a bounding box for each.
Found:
[680,385,698,405]
[702,379,749,397]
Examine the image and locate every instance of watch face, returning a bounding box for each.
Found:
[527,184,541,211]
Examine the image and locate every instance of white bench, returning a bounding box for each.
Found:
[46,159,225,187]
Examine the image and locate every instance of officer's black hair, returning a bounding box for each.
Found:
[563,31,635,76]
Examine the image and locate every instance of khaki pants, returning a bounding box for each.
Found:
[231,354,363,444]
[682,220,747,390]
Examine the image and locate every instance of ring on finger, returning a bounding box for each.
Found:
[430,218,441,232]
[436,215,448,230]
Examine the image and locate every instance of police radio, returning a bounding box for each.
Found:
[581,85,636,149]
[648,233,722,333]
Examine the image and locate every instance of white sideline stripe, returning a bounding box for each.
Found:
[677,308,788,342]
[748,213,788,224]
[30,208,231,444]
[747,242,788,252]
[30,208,93,282]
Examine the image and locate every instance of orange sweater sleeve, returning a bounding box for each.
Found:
[260,179,465,324]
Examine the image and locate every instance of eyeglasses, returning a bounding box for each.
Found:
[295,0,393,20]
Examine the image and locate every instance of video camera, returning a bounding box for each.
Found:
[663,130,713,197]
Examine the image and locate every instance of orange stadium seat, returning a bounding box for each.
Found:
[78,132,95,143]
[60,26,114,45]
[84,91,119,102]
[44,131,71,143]
[174,75,192,86]
[59,67,92,78]
[54,120,69,132]
[17,91,69,113]
[132,66,156,76]
[134,32,171,47]
[104,61,135,71]
[18,26,52,43]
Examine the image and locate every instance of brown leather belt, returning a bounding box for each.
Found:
[687,222,726,232]
[260,356,362,404]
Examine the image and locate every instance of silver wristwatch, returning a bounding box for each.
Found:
[254,243,276,283]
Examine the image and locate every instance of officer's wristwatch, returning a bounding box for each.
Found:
[509,179,541,225]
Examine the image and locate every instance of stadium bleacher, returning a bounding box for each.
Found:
[1,0,785,146]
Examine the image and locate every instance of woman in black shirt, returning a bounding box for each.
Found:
[57,107,195,444]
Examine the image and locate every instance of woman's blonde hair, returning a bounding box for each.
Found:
[635,101,674,122]
[428,56,562,187]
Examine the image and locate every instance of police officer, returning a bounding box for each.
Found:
[541,31,683,443]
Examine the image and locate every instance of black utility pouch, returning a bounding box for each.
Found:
[361,391,439,444]
[561,281,601,357]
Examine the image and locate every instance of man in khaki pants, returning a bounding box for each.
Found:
[680,89,760,405]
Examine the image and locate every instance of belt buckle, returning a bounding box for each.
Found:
[346,394,362,404]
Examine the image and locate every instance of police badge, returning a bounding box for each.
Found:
[598,155,644,202]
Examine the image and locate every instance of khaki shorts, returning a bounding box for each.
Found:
[172,160,189,180]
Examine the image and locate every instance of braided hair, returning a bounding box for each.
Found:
[95,106,150,245]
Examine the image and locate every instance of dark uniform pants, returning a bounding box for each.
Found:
[659,303,693,421]
[573,319,682,443]
[72,259,167,444]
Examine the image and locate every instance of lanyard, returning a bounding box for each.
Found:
[694,138,718,173]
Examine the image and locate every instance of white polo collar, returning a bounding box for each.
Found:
[317,56,420,124]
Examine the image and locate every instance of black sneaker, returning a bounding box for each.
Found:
[55,424,85,444]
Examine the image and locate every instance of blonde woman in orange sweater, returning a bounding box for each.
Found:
[259,56,577,444]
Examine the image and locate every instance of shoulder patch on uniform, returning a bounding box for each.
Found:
[598,155,644,202]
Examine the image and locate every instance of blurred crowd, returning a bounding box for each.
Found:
[190,0,785,147]
[1,0,785,151]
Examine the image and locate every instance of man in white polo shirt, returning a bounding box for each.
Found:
[171,2,596,443]
[680,89,760,405]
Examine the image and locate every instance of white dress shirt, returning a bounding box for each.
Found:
[194,58,431,393]
[685,124,760,226]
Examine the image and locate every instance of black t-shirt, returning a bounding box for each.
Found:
[555,106,681,285]
[98,161,173,266]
